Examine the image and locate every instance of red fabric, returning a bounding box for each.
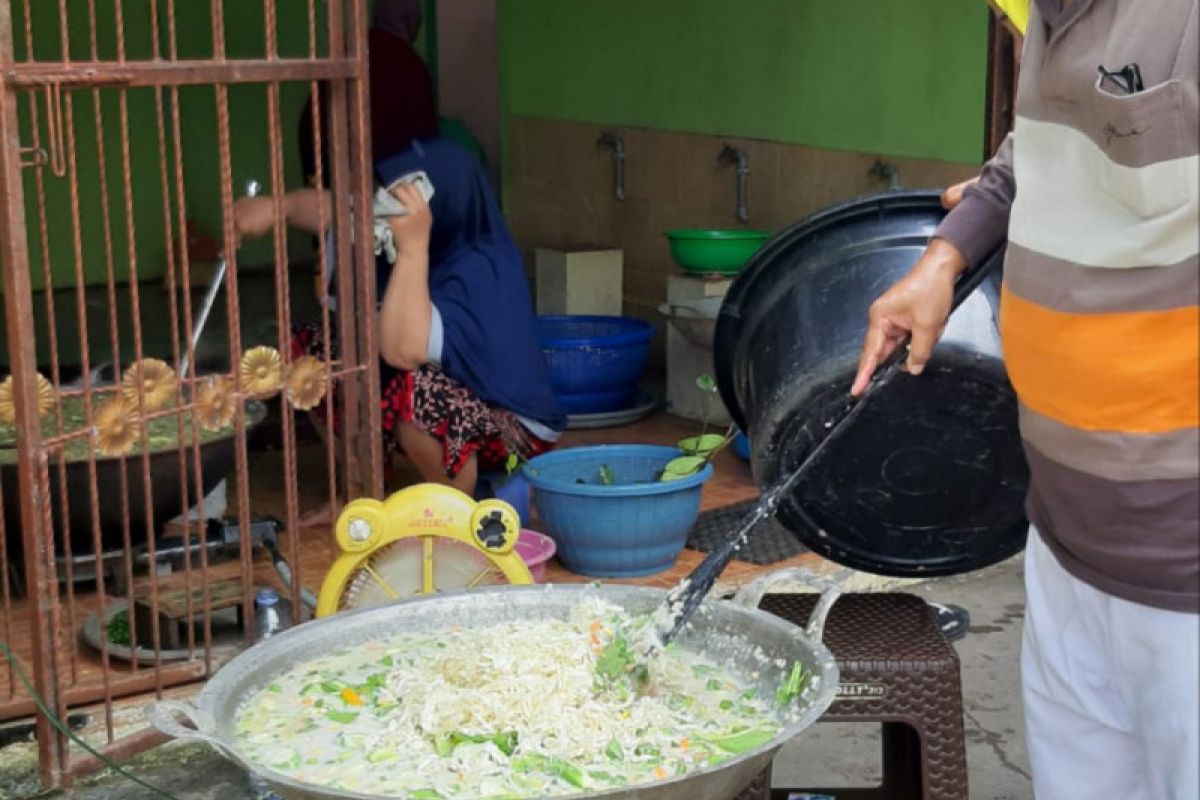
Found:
[383,368,554,478]
[298,28,438,182]
[292,323,553,481]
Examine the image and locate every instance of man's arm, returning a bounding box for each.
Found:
[850,135,1015,395]
[934,134,1015,269]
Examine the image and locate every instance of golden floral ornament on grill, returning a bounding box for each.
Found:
[0,372,57,426]
[239,346,282,399]
[121,358,178,412]
[285,355,329,411]
[194,375,236,432]
[92,399,142,457]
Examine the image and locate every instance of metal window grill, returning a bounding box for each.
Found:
[0,0,382,787]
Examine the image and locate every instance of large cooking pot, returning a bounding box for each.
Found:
[148,574,840,800]
[714,191,1028,578]
[1,400,267,559]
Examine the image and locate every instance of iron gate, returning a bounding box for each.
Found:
[0,0,383,787]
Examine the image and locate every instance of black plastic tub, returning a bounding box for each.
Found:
[714,191,1028,578]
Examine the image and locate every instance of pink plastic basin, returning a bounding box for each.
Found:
[516,529,557,583]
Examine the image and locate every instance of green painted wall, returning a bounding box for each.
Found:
[10,1,329,290]
[498,0,988,164]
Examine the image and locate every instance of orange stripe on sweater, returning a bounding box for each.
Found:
[1000,286,1200,433]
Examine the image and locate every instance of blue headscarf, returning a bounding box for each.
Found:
[375,139,565,432]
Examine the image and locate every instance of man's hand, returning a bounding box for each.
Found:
[940,177,980,210]
[850,238,967,396]
[386,182,433,258]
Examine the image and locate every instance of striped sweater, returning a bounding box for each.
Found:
[936,0,1199,612]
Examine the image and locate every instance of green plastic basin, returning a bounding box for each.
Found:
[664,229,771,276]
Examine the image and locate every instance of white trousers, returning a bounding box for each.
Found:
[1022,528,1199,800]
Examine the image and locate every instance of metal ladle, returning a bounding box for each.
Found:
[177,179,260,379]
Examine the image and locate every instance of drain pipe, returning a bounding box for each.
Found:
[869,160,901,191]
[718,145,750,223]
[596,132,626,202]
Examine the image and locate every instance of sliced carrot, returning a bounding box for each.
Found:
[654,767,668,780]
[679,738,690,750]
[341,688,363,706]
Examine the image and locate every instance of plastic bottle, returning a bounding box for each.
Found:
[248,588,289,800]
[253,587,292,641]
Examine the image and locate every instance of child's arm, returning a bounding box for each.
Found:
[234,188,333,241]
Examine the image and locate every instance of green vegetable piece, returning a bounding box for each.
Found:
[547,757,589,788]
[512,753,548,773]
[706,678,724,691]
[629,664,650,690]
[605,739,624,762]
[266,683,282,694]
[106,611,132,647]
[365,673,387,689]
[490,731,520,756]
[776,661,810,706]
[319,680,344,694]
[595,637,633,682]
[668,694,693,711]
[366,747,395,763]
[598,464,616,485]
[691,664,714,678]
[380,655,394,667]
[719,699,734,711]
[512,754,589,789]
[634,743,661,757]
[325,710,358,724]
[410,791,445,800]
[708,728,776,754]
[741,689,758,700]
[436,730,520,757]
[660,455,706,481]
[506,453,520,476]
[678,433,727,457]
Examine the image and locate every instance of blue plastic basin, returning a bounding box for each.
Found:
[537,316,653,414]
[524,445,712,578]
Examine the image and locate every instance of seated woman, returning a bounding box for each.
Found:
[236,139,563,507]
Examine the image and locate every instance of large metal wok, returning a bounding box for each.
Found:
[148,572,840,800]
[1,399,267,560]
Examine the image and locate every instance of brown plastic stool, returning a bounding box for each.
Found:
[731,593,968,800]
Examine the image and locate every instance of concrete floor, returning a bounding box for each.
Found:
[0,554,1033,800]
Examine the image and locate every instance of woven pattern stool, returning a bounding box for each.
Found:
[732,593,968,800]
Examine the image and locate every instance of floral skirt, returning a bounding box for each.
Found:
[292,322,552,479]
